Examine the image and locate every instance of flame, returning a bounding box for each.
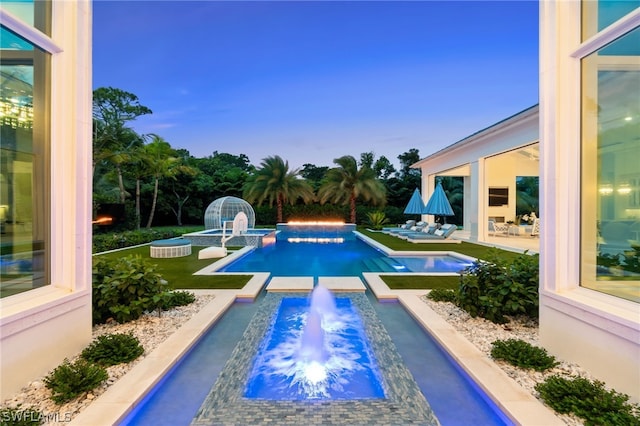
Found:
[286,221,345,226]
[92,217,113,225]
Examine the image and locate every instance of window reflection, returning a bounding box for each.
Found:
[581,27,640,302]
[0,1,51,36]
[582,0,640,41]
[0,27,49,297]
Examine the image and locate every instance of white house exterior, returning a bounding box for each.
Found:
[415,1,639,403]
[539,1,639,402]
[412,105,539,243]
[0,1,93,400]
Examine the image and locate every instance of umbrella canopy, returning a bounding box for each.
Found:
[423,181,454,217]
[403,188,425,215]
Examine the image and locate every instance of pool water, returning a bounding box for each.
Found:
[118,226,509,425]
[244,296,385,400]
[219,233,471,276]
[120,293,511,425]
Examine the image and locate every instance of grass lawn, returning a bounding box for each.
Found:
[379,275,459,290]
[358,227,523,262]
[94,246,252,289]
[91,226,532,291]
[358,227,534,290]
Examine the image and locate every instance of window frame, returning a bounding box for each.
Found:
[578,9,640,299]
[1,6,60,296]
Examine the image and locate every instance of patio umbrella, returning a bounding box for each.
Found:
[403,188,425,216]
[423,180,454,223]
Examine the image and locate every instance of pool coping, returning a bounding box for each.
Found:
[70,271,564,426]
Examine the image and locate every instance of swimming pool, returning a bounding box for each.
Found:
[216,227,472,276]
[120,293,511,425]
[183,228,276,248]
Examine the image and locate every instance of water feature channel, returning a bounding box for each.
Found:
[119,224,511,425]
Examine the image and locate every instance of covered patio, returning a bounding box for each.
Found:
[412,105,540,249]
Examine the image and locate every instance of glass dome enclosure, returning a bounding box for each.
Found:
[204,196,256,230]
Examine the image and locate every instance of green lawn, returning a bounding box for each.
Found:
[357,227,522,262]
[379,275,459,290]
[358,227,533,290]
[91,227,529,291]
[94,246,252,289]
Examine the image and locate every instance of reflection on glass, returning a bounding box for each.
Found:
[581,27,640,302]
[1,27,49,298]
[582,0,640,41]
[0,1,50,35]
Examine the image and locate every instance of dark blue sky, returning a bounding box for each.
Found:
[93,1,539,169]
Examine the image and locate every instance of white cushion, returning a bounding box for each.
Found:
[434,229,445,236]
[198,246,227,259]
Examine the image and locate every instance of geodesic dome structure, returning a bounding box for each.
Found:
[204,196,256,230]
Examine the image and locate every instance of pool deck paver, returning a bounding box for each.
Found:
[317,276,366,292]
[266,276,314,292]
[71,273,565,426]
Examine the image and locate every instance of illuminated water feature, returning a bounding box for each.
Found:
[244,286,385,400]
[120,224,512,425]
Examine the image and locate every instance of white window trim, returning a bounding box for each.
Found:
[0,8,62,54]
[572,8,640,59]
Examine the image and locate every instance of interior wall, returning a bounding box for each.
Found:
[485,149,539,223]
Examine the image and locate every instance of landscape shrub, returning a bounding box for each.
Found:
[457,249,539,323]
[490,339,558,371]
[81,333,144,366]
[160,290,196,310]
[426,288,457,303]
[92,227,198,253]
[43,359,108,404]
[365,211,390,230]
[92,255,170,324]
[535,375,640,425]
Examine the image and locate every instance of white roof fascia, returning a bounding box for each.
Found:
[412,104,539,170]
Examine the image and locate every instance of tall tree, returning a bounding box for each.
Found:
[92,87,152,183]
[143,135,181,229]
[243,155,315,223]
[360,151,396,180]
[318,155,386,223]
[300,163,329,191]
[397,148,421,178]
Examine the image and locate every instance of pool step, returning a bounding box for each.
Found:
[362,256,400,273]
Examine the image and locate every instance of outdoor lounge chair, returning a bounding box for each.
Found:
[385,221,426,235]
[488,220,510,237]
[388,222,429,236]
[404,223,458,243]
[382,219,416,233]
[397,223,437,239]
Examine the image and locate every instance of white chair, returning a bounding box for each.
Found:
[488,220,510,237]
[530,218,540,237]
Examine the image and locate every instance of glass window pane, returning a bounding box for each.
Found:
[0,0,51,36]
[582,0,640,41]
[1,27,50,297]
[581,27,640,302]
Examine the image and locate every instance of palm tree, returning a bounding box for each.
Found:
[143,135,179,229]
[243,155,315,223]
[318,155,386,223]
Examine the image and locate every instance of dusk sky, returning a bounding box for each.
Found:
[93,0,539,170]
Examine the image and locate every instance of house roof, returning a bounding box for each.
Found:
[412,104,539,169]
